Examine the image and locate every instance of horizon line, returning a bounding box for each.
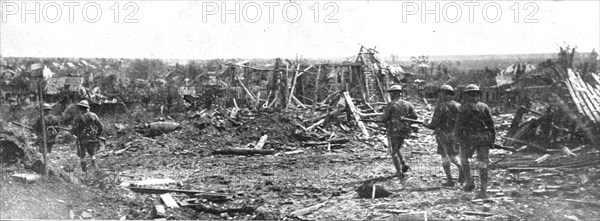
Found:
[1,51,593,62]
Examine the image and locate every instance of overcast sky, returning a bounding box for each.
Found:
[1,0,599,59]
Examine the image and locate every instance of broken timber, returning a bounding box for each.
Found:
[254,135,268,149]
[289,198,331,218]
[343,91,369,137]
[213,148,275,155]
[129,187,204,195]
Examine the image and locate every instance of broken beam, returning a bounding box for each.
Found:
[343,91,369,137]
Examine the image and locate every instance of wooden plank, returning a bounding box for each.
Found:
[568,70,600,122]
[566,77,595,122]
[591,73,600,85]
[11,173,41,183]
[464,211,493,217]
[343,91,369,137]
[129,187,204,195]
[570,69,600,111]
[160,193,180,208]
[579,75,600,111]
[505,120,534,146]
[213,148,275,155]
[254,134,268,149]
[551,93,599,147]
[564,77,585,115]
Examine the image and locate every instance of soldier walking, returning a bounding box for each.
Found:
[455,84,495,198]
[71,100,104,172]
[32,103,60,154]
[424,85,464,187]
[381,85,418,178]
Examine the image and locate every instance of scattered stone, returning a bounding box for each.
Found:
[255,205,281,220]
[81,211,93,219]
[154,205,166,217]
[482,204,492,212]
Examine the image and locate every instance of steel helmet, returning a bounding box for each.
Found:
[464,84,481,93]
[387,85,403,92]
[42,103,53,110]
[77,100,90,108]
[440,85,454,94]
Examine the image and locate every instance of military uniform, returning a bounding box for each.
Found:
[382,92,418,176]
[455,102,495,163]
[425,85,464,186]
[426,100,460,156]
[32,114,60,153]
[72,100,104,172]
[72,111,104,158]
[454,84,495,196]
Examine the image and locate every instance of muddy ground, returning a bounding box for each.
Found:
[1,101,599,220]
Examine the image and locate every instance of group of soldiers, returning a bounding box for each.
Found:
[382,84,495,199]
[31,83,492,197]
[33,100,104,173]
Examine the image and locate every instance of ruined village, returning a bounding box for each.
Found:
[1,45,600,220]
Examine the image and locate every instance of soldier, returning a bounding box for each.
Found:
[32,103,60,154]
[455,84,495,198]
[71,100,104,172]
[424,85,464,187]
[381,85,418,178]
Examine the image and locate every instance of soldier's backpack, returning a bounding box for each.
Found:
[442,102,459,132]
[45,125,58,138]
[80,123,99,143]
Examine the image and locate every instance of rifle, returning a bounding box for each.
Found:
[12,121,71,132]
[11,121,34,131]
[72,135,107,143]
[12,121,104,142]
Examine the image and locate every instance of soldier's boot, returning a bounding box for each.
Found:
[461,158,475,192]
[457,170,466,184]
[475,168,489,199]
[91,159,97,170]
[441,161,454,187]
[397,151,410,173]
[450,156,465,184]
[80,161,87,173]
[392,155,403,177]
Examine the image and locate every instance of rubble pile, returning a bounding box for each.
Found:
[2,47,600,220]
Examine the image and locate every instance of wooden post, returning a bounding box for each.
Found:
[288,64,314,109]
[312,65,322,115]
[235,76,255,102]
[244,67,250,103]
[37,82,49,177]
[224,67,234,107]
[272,58,281,108]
